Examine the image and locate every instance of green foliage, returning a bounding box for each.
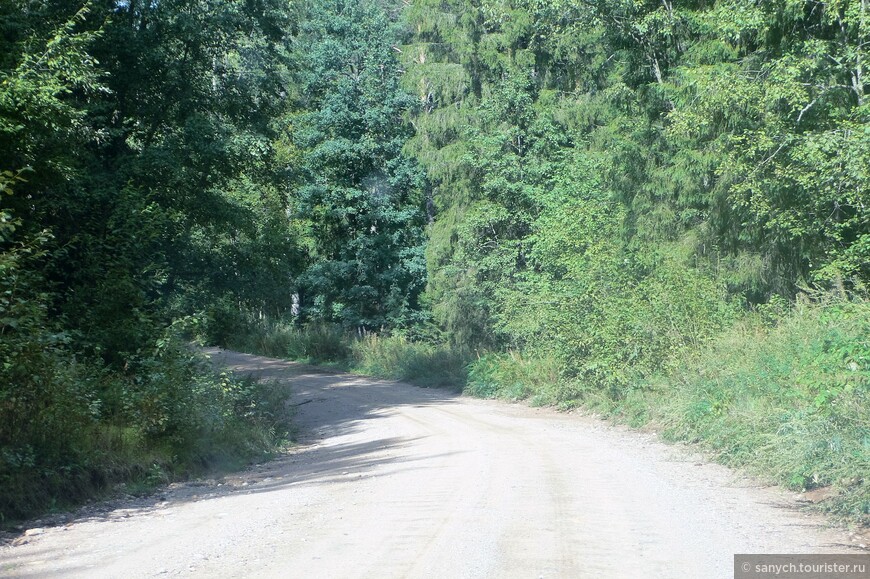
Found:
[492,151,738,399]
[0,0,302,362]
[351,333,470,389]
[466,351,562,405]
[645,297,869,524]
[272,323,351,363]
[289,1,428,331]
[0,0,298,520]
[459,295,869,524]
[0,335,290,521]
[229,315,469,389]
[228,318,352,364]
[406,0,869,341]
[0,2,103,178]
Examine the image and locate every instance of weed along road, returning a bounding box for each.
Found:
[1,350,863,578]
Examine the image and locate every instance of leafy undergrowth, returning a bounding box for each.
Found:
[636,300,870,526]
[0,339,290,524]
[229,319,470,390]
[465,298,869,527]
[229,319,351,365]
[350,333,469,390]
[229,299,868,527]
[465,351,564,406]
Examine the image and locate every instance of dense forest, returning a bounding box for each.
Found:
[1,0,867,524]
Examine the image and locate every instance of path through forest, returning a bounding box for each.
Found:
[1,349,864,578]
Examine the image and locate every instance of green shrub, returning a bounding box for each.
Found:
[0,331,290,522]
[466,294,868,526]
[498,233,738,403]
[227,318,351,364]
[203,296,249,347]
[350,333,469,389]
[466,351,563,404]
[289,323,351,362]
[645,297,869,524]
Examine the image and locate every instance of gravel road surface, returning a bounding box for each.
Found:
[1,349,864,578]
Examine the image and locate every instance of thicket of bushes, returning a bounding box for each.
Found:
[0,233,289,521]
[646,298,869,524]
[0,2,299,523]
[0,328,289,521]
[0,172,291,522]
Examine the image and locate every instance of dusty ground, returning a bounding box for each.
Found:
[1,348,866,578]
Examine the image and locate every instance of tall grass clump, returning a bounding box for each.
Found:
[466,351,564,405]
[350,333,470,390]
[641,297,869,524]
[229,315,471,390]
[227,318,350,364]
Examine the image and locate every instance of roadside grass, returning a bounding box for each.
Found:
[635,300,870,526]
[229,319,350,364]
[0,342,291,524]
[229,319,470,390]
[350,333,470,390]
[465,351,564,406]
[228,298,868,527]
[449,299,869,527]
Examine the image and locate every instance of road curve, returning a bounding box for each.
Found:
[0,349,862,578]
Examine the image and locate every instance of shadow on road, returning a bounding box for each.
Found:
[3,348,463,551]
[207,346,462,439]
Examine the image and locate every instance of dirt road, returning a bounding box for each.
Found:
[1,349,863,578]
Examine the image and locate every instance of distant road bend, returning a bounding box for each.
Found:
[1,349,863,578]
